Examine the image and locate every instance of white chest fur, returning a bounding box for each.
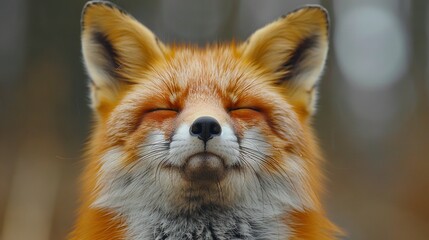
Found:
[122,206,290,240]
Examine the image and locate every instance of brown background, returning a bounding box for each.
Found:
[1,0,428,239]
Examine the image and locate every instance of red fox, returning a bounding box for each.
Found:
[70,1,341,239]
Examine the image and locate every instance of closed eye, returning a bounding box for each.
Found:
[147,108,179,113]
[228,107,261,113]
[143,108,179,122]
[228,107,264,121]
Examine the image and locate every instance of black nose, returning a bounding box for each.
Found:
[190,116,222,142]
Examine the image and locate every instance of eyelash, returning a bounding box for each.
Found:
[227,107,261,112]
[147,108,179,113]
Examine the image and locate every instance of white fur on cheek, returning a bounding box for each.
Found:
[238,128,315,211]
[240,128,272,171]
[92,146,127,208]
[99,147,124,174]
[282,154,316,209]
[92,131,173,210]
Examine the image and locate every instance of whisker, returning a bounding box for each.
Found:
[240,146,302,204]
[239,155,275,210]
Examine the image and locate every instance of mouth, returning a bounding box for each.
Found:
[181,152,227,183]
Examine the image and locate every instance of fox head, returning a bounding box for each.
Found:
[78,1,335,238]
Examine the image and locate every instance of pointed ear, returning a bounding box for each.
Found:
[81,1,168,114]
[240,6,329,116]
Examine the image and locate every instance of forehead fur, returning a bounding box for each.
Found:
[142,45,282,103]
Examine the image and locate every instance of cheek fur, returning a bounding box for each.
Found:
[230,109,265,138]
[120,113,176,165]
[234,112,294,174]
[143,110,178,138]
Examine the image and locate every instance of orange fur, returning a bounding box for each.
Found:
[71,1,341,239]
[288,210,342,240]
[70,122,126,239]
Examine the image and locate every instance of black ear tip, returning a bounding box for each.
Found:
[82,1,121,16]
[303,4,330,26]
[281,5,330,35]
[303,4,328,13]
[81,1,129,30]
[81,1,106,29]
[83,1,115,11]
[282,5,329,22]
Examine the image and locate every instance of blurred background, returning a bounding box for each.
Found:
[0,0,428,239]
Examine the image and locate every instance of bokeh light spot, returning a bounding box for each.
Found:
[335,6,409,90]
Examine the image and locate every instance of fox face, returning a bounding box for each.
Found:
[73,1,339,239]
[94,48,312,211]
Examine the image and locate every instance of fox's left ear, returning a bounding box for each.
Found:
[240,6,329,116]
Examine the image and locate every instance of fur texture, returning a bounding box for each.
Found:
[70,1,341,239]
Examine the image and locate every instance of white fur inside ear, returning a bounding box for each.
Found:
[82,37,118,87]
[83,36,121,110]
[286,40,328,114]
[288,40,328,90]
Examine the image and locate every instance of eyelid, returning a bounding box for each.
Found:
[228,107,261,112]
[147,108,179,113]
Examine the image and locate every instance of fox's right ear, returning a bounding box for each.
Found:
[81,1,167,115]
